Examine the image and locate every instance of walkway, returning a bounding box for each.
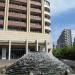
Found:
[0,59,16,68]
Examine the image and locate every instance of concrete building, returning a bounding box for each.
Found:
[73,38,75,45]
[57,29,72,48]
[0,0,52,60]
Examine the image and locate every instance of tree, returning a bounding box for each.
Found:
[52,46,75,60]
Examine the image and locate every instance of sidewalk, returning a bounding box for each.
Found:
[0,59,16,68]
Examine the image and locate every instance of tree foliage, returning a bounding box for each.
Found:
[52,45,75,60]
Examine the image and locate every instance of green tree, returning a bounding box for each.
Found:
[52,45,75,60]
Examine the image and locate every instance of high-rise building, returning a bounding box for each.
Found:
[0,0,52,60]
[73,38,75,45]
[57,29,72,48]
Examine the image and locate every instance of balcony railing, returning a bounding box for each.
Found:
[9,12,27,19]
[0,20,3,25]
[10,0,27,5]
[0,11,4,16]
[0,0,5,3]
[14,0,27,3]
[31,23,41,29]
[0,2,5,8]
[31,1,41,6]
[31,8,41,13]
[8,21,26,27]
[31,15,41,20]
[9,4,27,11]
[45,26,51,31]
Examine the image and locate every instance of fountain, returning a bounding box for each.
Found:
[6,51,72,75]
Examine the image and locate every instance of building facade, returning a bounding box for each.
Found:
[0,0,52,60]
[57,29,72,48]
[73,38,75,45]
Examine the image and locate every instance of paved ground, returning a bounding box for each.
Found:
[61,59,75,68]
[0,59,16,68]
[61,59,75,73]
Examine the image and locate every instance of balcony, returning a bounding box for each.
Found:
[14,0,27,3]
[0,11,4,17]
[45,18,51,24]
[0,2,5,8]
[0,20,3,26]
[31,15,41,21]
[9,12,27,19]
[44,4,50,9]
[10,0,27,5]
[45,26,51,31]
[9,4,27,11]
[8,21,26,28]
[0,0,5,2]
[31,23,41,29]
[44,11,50,16]
[31,8,41,13]
[31,1,41,6]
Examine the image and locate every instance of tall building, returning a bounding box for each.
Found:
[73,38,75,45]
[57,29,72,48]
[0,0,52,60]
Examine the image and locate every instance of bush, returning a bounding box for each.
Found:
[52,45,75,60]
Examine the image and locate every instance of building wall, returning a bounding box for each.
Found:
[0,30,52,47]
[73,38,75,45]
[57,29,72,48]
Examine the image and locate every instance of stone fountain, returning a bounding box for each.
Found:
[6,51,72,75]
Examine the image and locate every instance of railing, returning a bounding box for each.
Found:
[0,11,4,16]
[45,26,51,31]
[0,20,3,25]
[9,12,27,19]
[13,0,27,3]
[9,4,27,11]
[31,23,41,29]
[8,21,26,27]
[31,8,41,13]
[0,2,5,8]
[31,15,41,20]
[31,1,41,6]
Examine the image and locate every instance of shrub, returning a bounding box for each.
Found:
[52,45,75,60]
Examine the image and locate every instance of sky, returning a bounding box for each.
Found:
[50,0,75,44]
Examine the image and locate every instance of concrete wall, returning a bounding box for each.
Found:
[0,30,52,49]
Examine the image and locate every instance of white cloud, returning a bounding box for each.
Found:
[50,0,75,16]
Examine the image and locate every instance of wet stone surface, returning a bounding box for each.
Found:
[6,52,71,75]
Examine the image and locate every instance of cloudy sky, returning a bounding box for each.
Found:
[50,0,75,44]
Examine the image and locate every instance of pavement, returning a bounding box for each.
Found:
[0,59,16,68]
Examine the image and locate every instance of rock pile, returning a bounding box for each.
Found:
[6,52,71,75]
